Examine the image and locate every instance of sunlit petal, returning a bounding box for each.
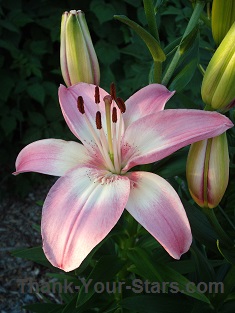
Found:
[126,171,192,258]
[59,83,108,145]
[121,109,233,172]
[124,84,174,128]
[42,166,130,271]
[14,139,94,176]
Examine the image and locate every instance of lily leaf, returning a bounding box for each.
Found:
[114,15,166,62]
[127,247,211,304]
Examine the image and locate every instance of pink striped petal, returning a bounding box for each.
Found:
[124,84,175,128]
[14,139,94,177]
[58,83,109,145]
[126,171,192,258]
[121,109,233,172]
[42,167,130,271]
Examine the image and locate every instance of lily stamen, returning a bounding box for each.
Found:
[116,97,126,113]
[77,96,115,172]
[95,85,100,104]
[111,107,121,172]
[110,82,116,100]
[104,95,114,159]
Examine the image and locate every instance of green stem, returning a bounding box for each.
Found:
[162,0,206,86]
[153,61,162,83]
[203,208,233,247]
[143,0,160,42]
[143,0,162,83]
[204,104,214,111]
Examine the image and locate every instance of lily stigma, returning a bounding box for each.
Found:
[14,82,233,271]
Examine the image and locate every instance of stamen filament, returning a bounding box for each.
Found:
[112,121,121,173]
[117,113,123,167]
[104,96,114,157]
[83,113,115,172]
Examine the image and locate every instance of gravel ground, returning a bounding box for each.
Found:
[0,180,58,313]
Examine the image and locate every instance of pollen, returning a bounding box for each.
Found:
[95,86,100,104]
[112,107,117,123]
[96,111,102,129]
[116,97,126,113]
[77,96,85,114]
[110,82,116,100]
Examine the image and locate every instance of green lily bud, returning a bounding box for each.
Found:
[212,0,235,46]
[186,132,229,209]
[201,22,235,111]
[60,10,100,86]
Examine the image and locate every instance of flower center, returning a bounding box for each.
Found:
[77,83,126,174]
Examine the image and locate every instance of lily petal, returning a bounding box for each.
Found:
[121,109,233,172]
[126,171,192,258]
[58,83,108,145]
[42,166,130,271]
[14,139,93,176]
[124,84,175,128]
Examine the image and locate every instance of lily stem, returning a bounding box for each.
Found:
[162,0,206,86]
[143,0,160,42]
[153,61,162,84]
[203,208,233,247]
[143,0,162,83]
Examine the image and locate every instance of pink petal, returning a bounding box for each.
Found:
[124,84,175,128]
[121,109,233,172]
[58,83,109,145]
[126,171,192,258]
[42,167,130,271]
[14,139,95,177]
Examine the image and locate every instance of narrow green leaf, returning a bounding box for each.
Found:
[127,247,211,304]
[217,240,235,265]
[213,265,235,306]
[169,57,198,91]
[179,26,199,55]
[121,295,192,313]
[190,243,216,283]
[76,255,125,308]
[11,246,53,268]
[182,199,218,251]
[114,15,166,62]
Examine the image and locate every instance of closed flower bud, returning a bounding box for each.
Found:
[186,132,229,209]
[212,0,235,46]
[201,22,235,111]
[60,10,100,86]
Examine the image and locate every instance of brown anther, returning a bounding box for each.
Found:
[110,82,116,100]
[112,107,117,123]
[103,95,112,105]
[77,96,85,114]
[116,97,126,113]
[96,111,102,129]
[95,86,100,104]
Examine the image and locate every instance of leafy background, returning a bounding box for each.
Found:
[1,0,235,312]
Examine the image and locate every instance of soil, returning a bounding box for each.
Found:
[0,180,60,313]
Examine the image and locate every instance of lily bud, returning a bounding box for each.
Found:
[186,132,229,209]
[212,0,235,46]
[60,10,100,86]
[201,22,235,111]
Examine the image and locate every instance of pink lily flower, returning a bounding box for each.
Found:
[14,83,233,272]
